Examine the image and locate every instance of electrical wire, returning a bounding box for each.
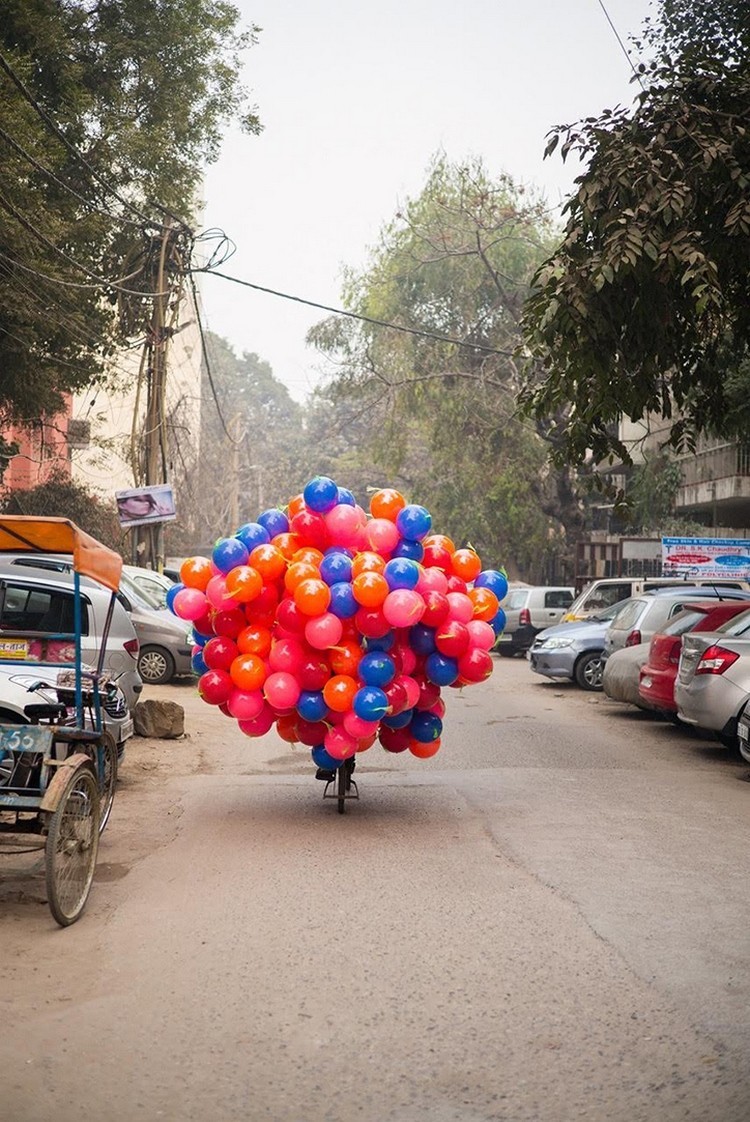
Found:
[187,272,235,441]
[194,268,517,357]
[596,0,646,88]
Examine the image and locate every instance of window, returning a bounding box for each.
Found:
[544,590,574,609]
[0,583,88,635]
[505,590,529,610]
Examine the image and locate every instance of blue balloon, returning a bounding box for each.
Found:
[384,557,420,590]
[236,521,270,551]
[409,624,437,656]
[329,581,358,619]
[365,632,395,652]
[382,707,413,730]
[191,649,208,675]
[166,582,184,611]
[353,686,389,721]
[303,476,339,513]
[337,486,356,507]
[257,508,289,537]
[212,537,249,573]
[190,628,210,647]
[425,652,459,686]
[474,569,509,600]
[395,504,432,541]
[489,608,507,636]
[410,711,443,743]
[297,690,329,721]
[358,651,396,687]
[320,550,353,586]
[391,538,424,562]
[311,745,342,771]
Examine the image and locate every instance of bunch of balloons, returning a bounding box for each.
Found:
[168,478,507,772]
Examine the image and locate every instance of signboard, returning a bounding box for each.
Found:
[115,484,176,529]
[662,537,750,579]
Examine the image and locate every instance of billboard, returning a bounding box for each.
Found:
[115,485,176,529]
[662,536,750,580]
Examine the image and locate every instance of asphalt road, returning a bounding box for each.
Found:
[1,656,749,1122]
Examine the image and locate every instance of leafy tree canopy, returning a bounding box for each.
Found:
[521,0,750,467]
[1,469,125,552]
[0,0,260,427]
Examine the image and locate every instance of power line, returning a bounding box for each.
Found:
[596,0,646,88]
[195,268,517,357]
[187,272,235,441]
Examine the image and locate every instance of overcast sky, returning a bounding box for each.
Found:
[199,0,654,401]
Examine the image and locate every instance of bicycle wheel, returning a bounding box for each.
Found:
[45,765,100,927]
[96,733,118,835]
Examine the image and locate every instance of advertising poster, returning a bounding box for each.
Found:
[115,484,176,529]
[662,536,750,579]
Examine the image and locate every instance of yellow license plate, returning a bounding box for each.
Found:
[0,639,29,659]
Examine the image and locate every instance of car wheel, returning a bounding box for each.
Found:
[497,647,517,658]
[574,650,604,691]
[138,645,175,685]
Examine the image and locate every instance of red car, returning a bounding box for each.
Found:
[639,600,750,713]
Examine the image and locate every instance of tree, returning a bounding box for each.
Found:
[0,1,260,430]
[521,1,750,467]
[1,470,125,552]
[308,155,578,580]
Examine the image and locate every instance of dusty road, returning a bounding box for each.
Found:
[1,657,749,1122]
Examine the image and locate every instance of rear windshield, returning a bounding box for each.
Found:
[663,608,707,636]
[716,607,750,636]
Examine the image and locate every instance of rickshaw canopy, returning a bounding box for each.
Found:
[0,516,123,592]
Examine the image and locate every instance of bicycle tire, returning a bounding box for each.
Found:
[45,765,100,926]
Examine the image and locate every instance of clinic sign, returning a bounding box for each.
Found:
[662,536,750,579]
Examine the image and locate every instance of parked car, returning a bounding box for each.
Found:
[675,614,750,748]
[0,664,134,757]
[495,585,575,656]
[0,563,142,710]
[1,555,193,686]
[529,599,632,690]
[638,600,750,715]
[122,564,176,609]
[603,587,750,659]
[564,576,750,622]
[602,643,652,708]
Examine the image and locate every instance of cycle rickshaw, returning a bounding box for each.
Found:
[0,516,123,925]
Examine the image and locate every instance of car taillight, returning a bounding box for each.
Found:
[625,629,641,647]
[124,638,140,659]
[519,608,531,626]
[668,638,682,666]
[695,645,740,675]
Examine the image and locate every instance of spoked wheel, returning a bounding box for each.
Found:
[96,733,118,835]
[45,765,100,927]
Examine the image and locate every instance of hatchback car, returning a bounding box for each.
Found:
[495,585,575,656]
[122,564,176,609]
[529,599,631,690]
[602,643,652,708]
[603,587,750,659]
[638,600,750,715]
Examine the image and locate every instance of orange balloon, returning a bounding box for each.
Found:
[409,738,441,759]
[272,532,302,561]
[249,544,287,582]
[323,674,358,712]
[287,494,306,520]
[352,571,389,608]
[230,653,267,691]
[351,551,386,577]
[292,547,325,568]
[329,638,363,676]
[236,624,272,658]
[451,548,482,582]
[284,561,320,593]
[369,488,406,521]
[294,578,331,616]
[224,565,263,603]
[423,533,456,555]
[468,587,499,621]
[180,556,213,591]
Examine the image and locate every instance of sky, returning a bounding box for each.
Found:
[200,0,655,402]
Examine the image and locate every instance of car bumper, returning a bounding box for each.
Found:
[675,676,748,734]
[529,648,576,680]
[638,667,677,712]
[496,624,536,653]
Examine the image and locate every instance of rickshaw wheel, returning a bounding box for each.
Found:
[45,765,100,927]
[97,732,118,835]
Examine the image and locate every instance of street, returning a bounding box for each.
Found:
[1,656,749,1122]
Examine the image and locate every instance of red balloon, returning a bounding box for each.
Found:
[421,590,451,628]
[457,648,493,683]
[276,596,307,634]
[297,719,329,746]
[379,725,411,753]
[416,679,441,710]
[384,679,409,715]
[198,669,233,705]
[446,575,468,594]
[202,635,238,672]
[435,620,471,658]
[212,608,247,639]
[269,637,306,674]
[290,509,330,550]
[354,606,391,638]
[297,653,331,691]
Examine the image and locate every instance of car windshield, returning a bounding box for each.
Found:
[609,598,648,630]
[120,572,162,611]
[589,597,634,622]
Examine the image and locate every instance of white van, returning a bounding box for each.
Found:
[564,576,750,622]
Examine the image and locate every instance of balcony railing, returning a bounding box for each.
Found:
[677,442,750,487]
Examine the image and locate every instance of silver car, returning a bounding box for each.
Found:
[529,600,631,690]
[675,610,750,748]
[122,564,176,609]
[603,588,750,658]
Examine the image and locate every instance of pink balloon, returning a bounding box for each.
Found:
[263,671,301,709]
[417,567,449,596]
[364,517,400,555]
[227,688,264,720]
[383,589,425,628]
[324,726,358,760]
[324,504,362,547]
[395,674,421,709]
[172,587,208,621]
[304,611,343,650]
[343,711,380,739]
[239,703,275,737]
[269,637,306,674]
[446,591,473,623]
[466,620,496,651]
[206,574,235,611]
